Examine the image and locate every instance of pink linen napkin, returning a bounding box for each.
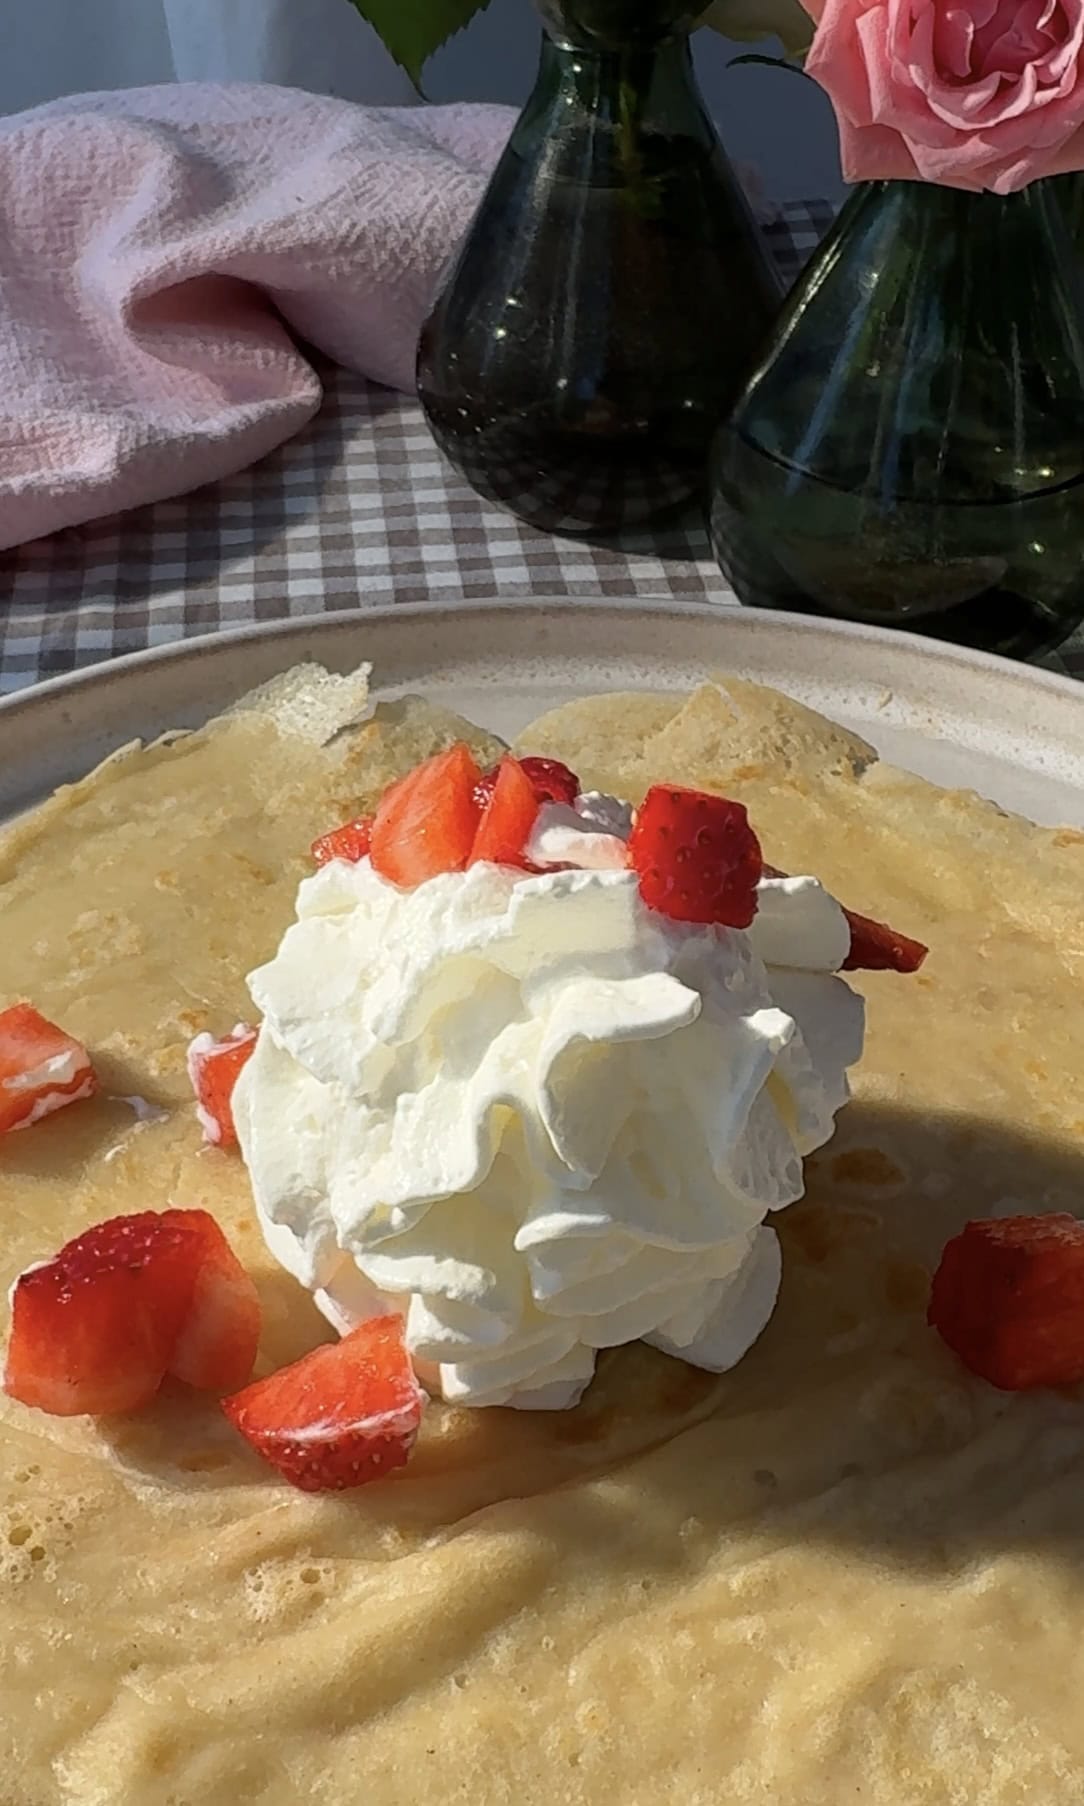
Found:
[0,82,771,555]
[0,84,514,551]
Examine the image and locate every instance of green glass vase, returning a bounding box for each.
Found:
[1060,172,1084,242]
[417,0,780,536]
[709,179,1084,659]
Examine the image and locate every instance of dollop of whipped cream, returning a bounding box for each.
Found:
[233,793,864,1410]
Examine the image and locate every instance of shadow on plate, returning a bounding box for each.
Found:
[83,1098,1084,1586]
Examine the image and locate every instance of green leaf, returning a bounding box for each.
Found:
[343,0,494,86]
[698,0,813,57]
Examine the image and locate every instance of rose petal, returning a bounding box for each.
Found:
[838,115,925,183]
[805,0,1084,193]
[934,7,978,80]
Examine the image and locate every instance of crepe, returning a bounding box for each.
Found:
[2,666,1084,1806]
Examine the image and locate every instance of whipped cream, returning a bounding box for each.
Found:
[526,792,634,870]
[234,793,864,1410]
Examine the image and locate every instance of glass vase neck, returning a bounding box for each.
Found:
[846,177,1062,230]
[521,31,713,136]
[535,0,702,51]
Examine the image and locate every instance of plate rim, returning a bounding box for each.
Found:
[3,597,1083,723]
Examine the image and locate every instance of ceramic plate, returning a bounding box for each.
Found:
[1,600,1082,828]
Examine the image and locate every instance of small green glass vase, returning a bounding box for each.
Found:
[709,179,1084,659]
[1060,172,1084,242]
[417,0,780,536]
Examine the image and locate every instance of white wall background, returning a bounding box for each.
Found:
[1,0,844,203]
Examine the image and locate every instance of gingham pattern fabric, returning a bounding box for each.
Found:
[0,199,1079,694]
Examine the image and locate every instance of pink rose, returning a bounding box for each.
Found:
[801,0,1084,193]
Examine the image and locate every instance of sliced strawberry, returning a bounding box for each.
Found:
[222,1315,424,1492]
[761,864,927,974]
[4,1215,191,1416]
[0,1003,98,1136]
[164,1208,261,1393]
[3,1208,260,1416]
[311,815,373,868]
[929,1214,1084,1391]
[369,743,482,887]
[472,768,499,809]
[186,1025,258,1149]
[475,755,580,812]
[470,755,541,870]
[518,756,580,807]
[842,907,928,974]
[629,785,762,927]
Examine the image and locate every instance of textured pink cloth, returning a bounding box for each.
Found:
[0,84,515,551]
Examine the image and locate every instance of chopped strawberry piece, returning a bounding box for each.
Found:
[472,768,499,809]
[761,864,927,975]
[475,755,580,812]
[369,743,482,887]
[187,1025,257,1150]
[629,785,762,927]
[470,755,541,869]
[3,1208,260,1416]
[842,907,928,974]
[4,1215,190,1416]
[164,1208,262,1393]
[0,1003,97,1135]
[222,1315,424,1492]
[311,815,373,868]
[518,756,580,806]
[929,1214,1084,1391]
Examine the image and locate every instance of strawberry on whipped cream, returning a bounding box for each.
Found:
[233,764,868,1411]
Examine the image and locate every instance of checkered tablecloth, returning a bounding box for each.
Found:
[0,198,1080,695]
